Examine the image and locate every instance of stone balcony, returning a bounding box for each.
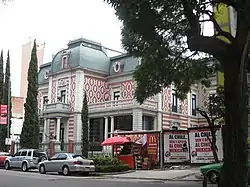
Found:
[42,102,70,118]
[88,99,158,114]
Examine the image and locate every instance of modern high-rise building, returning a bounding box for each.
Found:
[20,38,45,98]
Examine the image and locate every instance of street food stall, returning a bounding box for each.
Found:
[101,136,135,168]
[101,131,159,170]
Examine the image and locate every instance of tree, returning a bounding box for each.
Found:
[81,93,89,158]
[20,40,39,149]
[197,87,225,163]
[0,50,5,150]
[105,1,250,186]
[3,51,11,149]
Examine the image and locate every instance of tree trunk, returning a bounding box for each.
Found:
[211,128,219,163]
[219,57,248,187]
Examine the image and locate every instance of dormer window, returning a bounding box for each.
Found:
[61,56,68,69]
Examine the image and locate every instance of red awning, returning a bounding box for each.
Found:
[101,136,130,146]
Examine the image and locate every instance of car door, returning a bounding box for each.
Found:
[55,154,68,172]
[9,151,21,168]
[45,153,60,172]
[18,151,27,168]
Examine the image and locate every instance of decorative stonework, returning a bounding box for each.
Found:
[57,77,70,102]
[84,76,109,103]
[68,116,74,140]
[49,119,55,135]
[37,91,42,110]
[162,87,171,112]
[121,81,134,99]
[51,80,57,103]
[180,99,188,115]
[69,76,76,112]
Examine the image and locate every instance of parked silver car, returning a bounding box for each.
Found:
[38,153,95,176]
[4,149,47,172]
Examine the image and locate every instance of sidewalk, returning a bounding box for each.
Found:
[104,169,202,182]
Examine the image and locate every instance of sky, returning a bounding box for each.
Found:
[0,0,123,96]
[0,0,214,97]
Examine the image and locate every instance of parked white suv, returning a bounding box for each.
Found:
[4,149,47,172]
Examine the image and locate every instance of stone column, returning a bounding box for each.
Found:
[56,117,61,142]
[110,116,114,137]
[42,118,47,143]
[104,117,108,140]
[132,109,143,130]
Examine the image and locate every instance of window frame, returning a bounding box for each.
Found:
[43,95,48,105]
[191,94,197,116]
[21,151,27,156]
[61,56,68,69]
[60,90,66,103]
[172,89,178,112]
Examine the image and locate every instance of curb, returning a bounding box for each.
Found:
[103,173,202,182]
[93,170,135,176]
[194,174,204,180]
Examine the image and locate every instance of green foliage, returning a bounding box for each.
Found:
[95,164,130,173]
[3,51,12,135]
[91,157,121,166]
[20,40,39,149]
[197,86,225,123]
[105,0,250,186]
[81,93,89,158]
[104,0,217,103]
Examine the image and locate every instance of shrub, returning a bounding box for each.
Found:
[95,164,130,173]
[91,157,121,166]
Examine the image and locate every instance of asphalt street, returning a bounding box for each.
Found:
[0,169,203,187]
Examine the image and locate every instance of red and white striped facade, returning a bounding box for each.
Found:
[38,71,215,142]
[37,38,217,151]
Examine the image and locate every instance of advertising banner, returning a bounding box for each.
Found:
[147,133,159,162]
[0,105,7,125]
[164,131,189,163]
[189,127,223,163]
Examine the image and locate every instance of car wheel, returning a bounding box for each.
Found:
[21,162,28,172]
[5,161,10,170]
[62,166,69,176]
[39,164,46,174]
[207,171,220,184]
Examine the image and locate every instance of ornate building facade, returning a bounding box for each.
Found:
[38,38,217,152]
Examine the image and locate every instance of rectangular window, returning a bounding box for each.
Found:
[172,89,178,112]
[191,94,197,116]
[62,56,68,69]
[113,91,120,100]
[21,151,27,156]
[43,96,48,105]
[61,90,66,103]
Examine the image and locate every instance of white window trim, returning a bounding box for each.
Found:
[191,93,197,111]
[41,95,48,111]
[60,89,67,103]
[111,87,121,101]
[171,89,179,113]
[61,55,68,69]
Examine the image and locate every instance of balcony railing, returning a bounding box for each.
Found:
[43,102,70,114]
[88,99,157,111]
